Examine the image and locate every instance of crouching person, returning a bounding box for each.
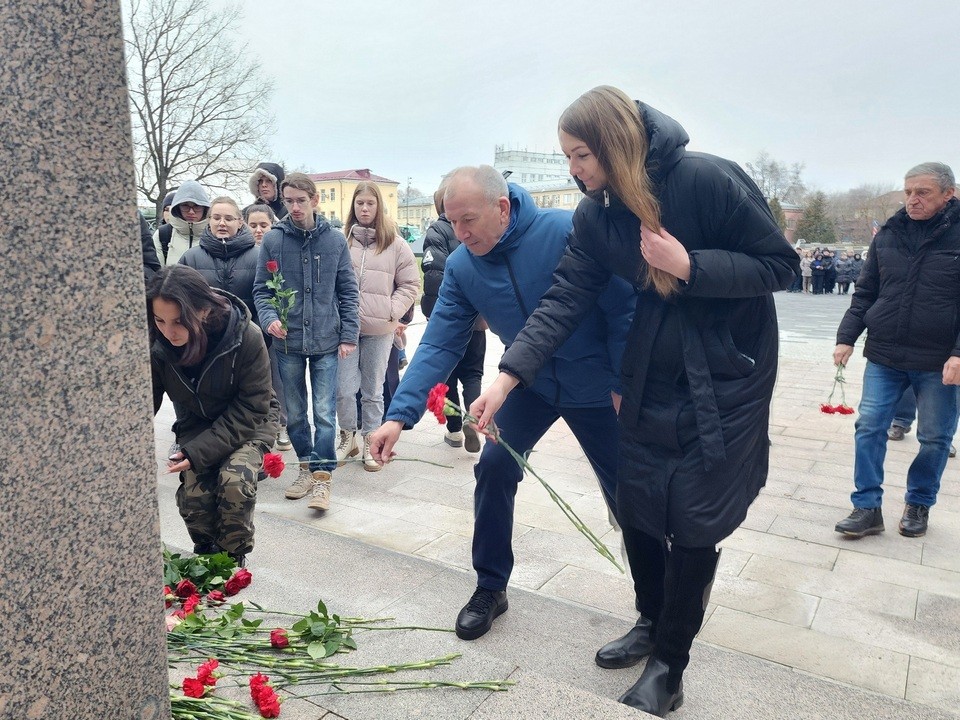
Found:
[148,265,279,567]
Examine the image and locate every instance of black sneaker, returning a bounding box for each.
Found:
[455,587,508,640]
[887,425,910,441]
[899,504,929,538]
[835,507,884,538]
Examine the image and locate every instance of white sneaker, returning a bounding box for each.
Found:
[336,430,360,466]
[285,467,314,500]
[307,471,332,510]
[276,426,292,451]
[362,436,381,472]
[444,431,464,448]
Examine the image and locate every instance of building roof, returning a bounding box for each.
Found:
[307,169,399,184]
[519,178,583,193]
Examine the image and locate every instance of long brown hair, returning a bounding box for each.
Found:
[345,181,396,254]
[146,265,230,365]
[559,85,677,298]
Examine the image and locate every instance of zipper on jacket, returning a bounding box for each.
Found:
[504,256,530,317]
[315,254,321,284]
[603,190,610,208]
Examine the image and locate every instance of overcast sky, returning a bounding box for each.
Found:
[228,0,957,196]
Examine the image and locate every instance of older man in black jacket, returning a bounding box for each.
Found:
[834,162,960,539]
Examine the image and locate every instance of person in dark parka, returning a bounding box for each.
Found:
[180,196,262,329]
[471,87,798,716]
[149,266,279,567]
[246,162,289,221]
[139,210,162,282]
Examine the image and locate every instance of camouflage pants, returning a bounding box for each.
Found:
[175,442,262,555]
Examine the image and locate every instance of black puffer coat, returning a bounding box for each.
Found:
[499,102,798,545]
[179,226,261,327]
[837,198,960,371]
[420,215,459,318]
[151,291,279,472]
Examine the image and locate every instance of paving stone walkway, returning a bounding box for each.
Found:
[156,291,960,717]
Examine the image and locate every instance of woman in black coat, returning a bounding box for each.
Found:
[471,86,798,715]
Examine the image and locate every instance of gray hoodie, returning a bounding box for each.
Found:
[152,181,211,265]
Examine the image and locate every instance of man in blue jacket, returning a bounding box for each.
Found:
[253,173,360,512]
[369,166,635,641]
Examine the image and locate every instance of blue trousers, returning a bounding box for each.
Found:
[473,387,619,591]
[276,350,338,473]
[853,361,958,509]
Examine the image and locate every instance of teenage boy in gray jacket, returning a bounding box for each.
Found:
[253,173,360,511]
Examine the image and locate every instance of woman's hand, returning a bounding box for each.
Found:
[167,451,191,474]
[338,343,357,359]
[470,373,519,430]
[640,225,691,281]
[266,320,287,339]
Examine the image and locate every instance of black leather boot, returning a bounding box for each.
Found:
[596,616,655,669]
[619,657,683,716]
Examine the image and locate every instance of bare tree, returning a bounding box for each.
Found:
[125,0,274,215]
[744,151,806,205]
[825,183,899,244]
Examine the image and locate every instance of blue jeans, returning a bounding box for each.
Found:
[276,350,338,472]
[853,361,959,509]
[472,387,619,591]
[891,387,917,429]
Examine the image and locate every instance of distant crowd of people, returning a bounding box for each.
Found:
[789,247,864,295]
[141,84,960,718]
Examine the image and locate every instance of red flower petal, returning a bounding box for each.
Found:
[265,260,279,273]
[263,453,285,478]
[819,403,837,414]
[182,677,206,698]
[270,628,290,648]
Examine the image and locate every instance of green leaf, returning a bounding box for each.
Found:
[323,639,340,657]
[306,641,326,660]
[342,637,358,650]
[291,618,309,633]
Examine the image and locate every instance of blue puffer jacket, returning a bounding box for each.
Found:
[386,184,636,428]
[253,214,360,355]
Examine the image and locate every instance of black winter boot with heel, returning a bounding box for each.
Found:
[619,544,721,717]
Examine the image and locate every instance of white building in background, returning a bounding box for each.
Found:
[522,178,584,211]
[493,145,569,184]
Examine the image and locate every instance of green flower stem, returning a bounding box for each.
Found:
[283,457,454,469]
[442,399,623,573]
[295,678,516,696]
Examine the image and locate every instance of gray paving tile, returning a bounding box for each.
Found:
[699,606,910,697]
[739,554,918,619]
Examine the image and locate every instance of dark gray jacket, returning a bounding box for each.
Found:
[253,214,360,355]
[180,225,261,326]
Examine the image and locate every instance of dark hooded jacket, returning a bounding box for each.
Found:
[499,102,798,545]
[151,290,279,472]
[246,162,288,220]
[837,198,960,371]
[140,211,161,282]
[179,225,261,326]
[420,215,459,318]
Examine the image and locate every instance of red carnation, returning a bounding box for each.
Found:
[266,259,279,273]
[182,677,206,698]
[250,673,269,689]
[175,578,197,598]
[819,403,837,414]
[263,453,285,478]
[182,593,202,615]
[426,383,450,423]
[270,628,289,648]
[206,590,225,604]
[258,694,281,718]
[835,404,855,415]
[197,658,220,686]
[225,567,253,596]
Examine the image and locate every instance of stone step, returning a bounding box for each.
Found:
[161,506,960,720]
